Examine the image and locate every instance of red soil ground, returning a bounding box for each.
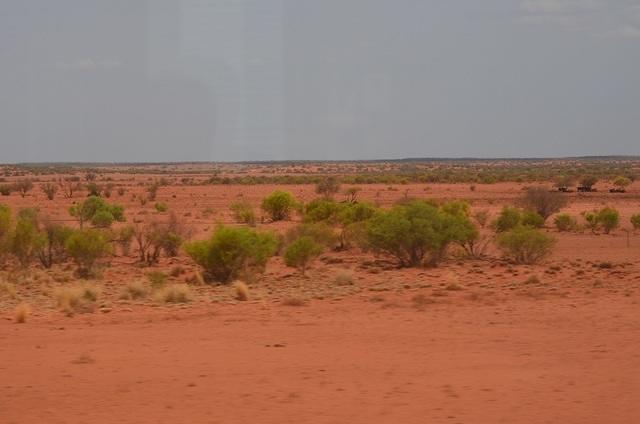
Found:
[1,170,640,423]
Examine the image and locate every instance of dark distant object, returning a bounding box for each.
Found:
[577,186,597,192]
[557,187,574,193]
[609,188,626,193]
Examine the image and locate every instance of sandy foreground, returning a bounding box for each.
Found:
[2,291,639,424]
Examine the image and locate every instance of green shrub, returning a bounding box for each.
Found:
[597,207,620,234]
[285,223,337,249]
[185,225,277,283]
[65,229,112,277]
[8,217,44,268]
[520,210,545,228]
[613,176,631,190]
[230,200,256,226]
[261,190,297,221]
[365,200,477,267]
[37,220,73,268]
[0,185,11,196]
[497,226,555,264]
[284,236,323,275]
[631,214,640,230]
[69,196,125,229]
[554,213,578,232]
[493,207,522,232]
[583,211,599,233]
[304,198,339,223]
[154,202,168,213]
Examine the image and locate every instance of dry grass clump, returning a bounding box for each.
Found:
[281,296,306,307]
[0,280,17,299]
[54,285,101,315]
[334,270,354,286]
[153,284,193,304]
[119,281,148,300]
[233,281,250,301]
[14,303,31,323]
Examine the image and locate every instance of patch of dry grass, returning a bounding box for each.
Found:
[119,281,148,300]
[282,296,306,307]
[14,303,31,323]
[334,270,354,286]
[54,285,101,315]
[153,284,193,304]
[0,280,17,299]
[233,281,249,301]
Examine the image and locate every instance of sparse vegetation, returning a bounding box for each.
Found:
[519,186,568,221]
[554,213,578,232]
[230,200,256,226]
[185,225,277,283]
[261,190,297,221]
[153,284,192,304]
[65,229,112,277]
[284,236,323,275]
[497,226,555,264]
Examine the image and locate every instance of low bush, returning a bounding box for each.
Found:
[8,216,43,268]
[54,285,101,315]
[154,202,168,213]
[69,196,125,229]
[284,236,323,275]
[41,183,57,200]
[65,229,112,277]
[497,226,555,264]
[520,210,545,228]
[631,214,640,231]
[304,198,340,223]
[185,225,277,283]
[493,207,522,232]
[597,207,620,234]
[554,213,578,232]
[230,200,256,226]
[261,190,297,221]
[365,200,477,267]
[119,281,148,300]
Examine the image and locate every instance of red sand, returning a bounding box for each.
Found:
[2,293,640,424]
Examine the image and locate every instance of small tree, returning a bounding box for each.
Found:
[519,187,568,221]
[520,210,545,228]
[14,179,33,198]
[597,207,620,234]
[304,198,340,223]
[261,190,297,222]
[284,236,323,275]
[185,225,277,283]
[37,219,73,268]
[316,176,340,198]
[69,196,125,229]
[41,183,57,200]
[59,176,82,199]
[65,229,112,277]
[0,185,12,196]
[497,226,555,264]
[344,187,361,203]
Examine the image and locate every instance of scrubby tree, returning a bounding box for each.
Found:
[36,219,73,268]
[59,176,82,199]
[133,214,188,266]
[41,183,57,200]
[68,196,125,229]
[185,225,277,283]
[519,186,568,221]
[65,229,112,277]
[261,190,297,222]
[8,215,44,268]
[597,207,620,234]
[365,200,477,267]
[344,187,361,203]
[631,214,640,231]
[497,226,555,264]
[316,176,340,198]
[284,236,323,275]
[14,179,33,198]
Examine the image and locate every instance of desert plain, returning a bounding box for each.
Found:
[1,159,639,424]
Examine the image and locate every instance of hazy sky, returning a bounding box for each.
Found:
[1,0,639,162]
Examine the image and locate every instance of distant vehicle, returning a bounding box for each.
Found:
[577,186,597,192]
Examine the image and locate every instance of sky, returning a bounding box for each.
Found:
[1,0,639,163]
